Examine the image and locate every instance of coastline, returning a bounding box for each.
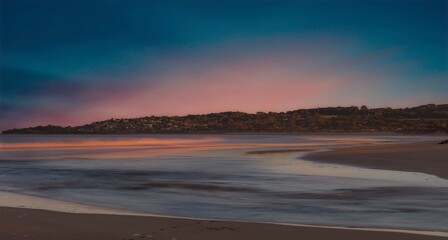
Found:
[1,191,448,239]
[2,138,448,239]
[305,140,448,179]
[2,206,447,240]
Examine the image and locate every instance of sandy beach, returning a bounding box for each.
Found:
[2,206,448,240]
[306,140,448,179]
[2,190,447,240]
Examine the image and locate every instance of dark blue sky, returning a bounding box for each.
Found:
[0,0,447,129]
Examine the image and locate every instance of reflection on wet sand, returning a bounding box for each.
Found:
[0,134,447,232]
[246,149,314,154]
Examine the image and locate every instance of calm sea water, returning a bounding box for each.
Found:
[1,134,447,231]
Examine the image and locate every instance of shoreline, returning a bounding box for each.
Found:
[1,191,448,239]
[2,138,448,239]
[2,132,447,136]
[2,206,447,240]
[305,140,448,179]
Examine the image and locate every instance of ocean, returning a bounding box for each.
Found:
[0,134,447,231]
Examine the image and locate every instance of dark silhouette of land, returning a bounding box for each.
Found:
[3,104,448,134]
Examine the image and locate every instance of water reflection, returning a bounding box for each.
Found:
[0,134,447,231]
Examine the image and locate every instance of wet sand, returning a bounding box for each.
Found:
[246,148,314,154]
[2,138,448,239]
[306,140,448,179]
[1,207,447,240]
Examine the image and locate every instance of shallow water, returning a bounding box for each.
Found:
[1,134,447,231]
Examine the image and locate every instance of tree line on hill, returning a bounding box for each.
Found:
[2,104,448,134]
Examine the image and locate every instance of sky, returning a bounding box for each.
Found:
[0,0,447,130]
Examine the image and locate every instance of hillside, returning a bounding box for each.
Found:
[3,104,448,134]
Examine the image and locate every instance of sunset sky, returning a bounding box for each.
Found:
[0,0,447,130]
